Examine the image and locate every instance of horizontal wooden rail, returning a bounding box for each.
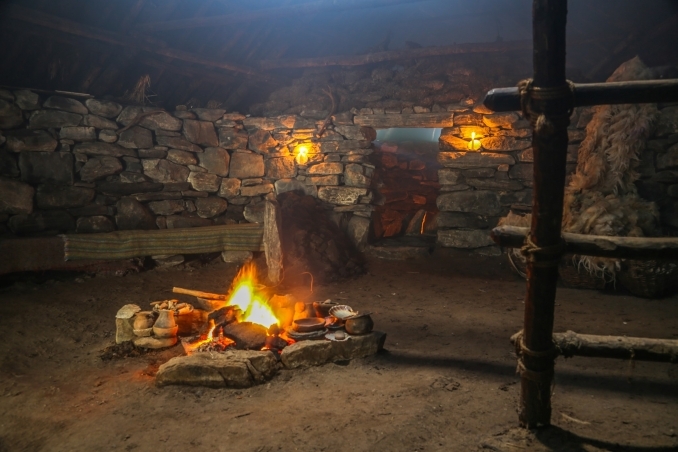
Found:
[511,330,678,363]
[491,225,678,260]
[483,79,678,112]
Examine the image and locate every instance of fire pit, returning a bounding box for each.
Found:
[113,263,386,388]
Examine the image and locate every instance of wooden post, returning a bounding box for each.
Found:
[519,0,571,428]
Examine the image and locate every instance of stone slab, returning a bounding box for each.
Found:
[281,331,386,369]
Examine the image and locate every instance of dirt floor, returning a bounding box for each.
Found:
[0,249,677,452]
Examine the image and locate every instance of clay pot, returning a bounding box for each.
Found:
[345,314,373,335]
[154,309,176,329]
[293,318,325,333]
[314,300,338,317]
[133,311,155,330]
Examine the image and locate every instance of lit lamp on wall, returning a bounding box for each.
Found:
[294,143,310,165]
[467,132,481,151]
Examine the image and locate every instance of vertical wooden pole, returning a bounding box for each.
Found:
[520,0,570,427]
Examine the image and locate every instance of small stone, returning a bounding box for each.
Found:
[191,108,225,122]
[221,250,253,263]
[274,178,317,197]
[73,141,136,157]
[118,126,153,149]
[28,110,82,129]
[183,119,218,147]
[138,111,183,132]
[188,172,221,192]
[344,164,370,187]
[438,169,463,185]
[218,178,241,198]
[222,112,246,121]
[98,129,118,143]
[229,152,264,179]
[156,135,203,153]
[308,162,343,175]
[43,96,88,114]
[5,130,58,152]
[318,187,367,205]
[143,159,190,183]
[148,200,185,216]
[174,111,196,120]
[0,177,34,214]
[138,148,167,159]
[85,99,122,118]
[76,216,115,233]
[36,185,95,209]
[306,175,341,186]
[437,190,502,216]
[59,126,96,141]
[482,112,519,128]
[243,203,265,223]
[0,99,24,129]
[167,149,198,166]
[115,198,157,230]
[19,151,74,185]
[218,128,249,149]
[480,136,530,152]
[13,90,40,110]
[248,129,278,153]
[195,197,228,218]
[198,147,230,176]
[239,183,274,197]
[265,157,297,179]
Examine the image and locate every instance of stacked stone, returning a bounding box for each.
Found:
[0,89,378,255]
[636,104,678,233]
[434,104,584,255]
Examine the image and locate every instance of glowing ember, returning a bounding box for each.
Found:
[225,263,280,329]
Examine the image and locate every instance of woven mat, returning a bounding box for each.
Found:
[62,223,264,261]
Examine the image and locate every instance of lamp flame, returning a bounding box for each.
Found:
[294,144,310,165]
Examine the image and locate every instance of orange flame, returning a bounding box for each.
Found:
[226,263,280,329]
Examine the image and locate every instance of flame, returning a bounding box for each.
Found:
[294,144,310,165]
[420,212,427,234]
[225,263,280,329]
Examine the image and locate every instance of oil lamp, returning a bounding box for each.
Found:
[294,143,310,165]
[467,132,481,151]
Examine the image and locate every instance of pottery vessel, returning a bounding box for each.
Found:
[154,309,176,329]
[133,311,155,330]
[345,314,373,335]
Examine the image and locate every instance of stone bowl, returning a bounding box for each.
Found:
[345,314,374,335]
[293,318,326,333]
[153,325,179,338]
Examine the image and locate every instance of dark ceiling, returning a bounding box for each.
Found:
[0,0,676,110]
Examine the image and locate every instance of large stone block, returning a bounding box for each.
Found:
[218,128,248,149]
[347,215,371,251]
[274,178,317,197]
[5,130,58,152]
[438,152,515,169]
[308,162,343,175]
[79,156,123,182]
[148,199,185,215]
[248,129,278,153]
[240,183,274,197]
[118,126,153,149]
[142,159,190,183]
[229,152,264,179]
[36,185,95,209]
[0,178,34,214]
[43,96,88,114]
[192,108,226,122]
[195,197,228,218]
[8,210,75,234]
[156,135,203,153]
[318,187,367,205]
[306,175,341,186]
[188,172,221,192]
[281,331,386,369]
[13,90,40,110]
[141,111,183,132]
[243,203,265,223]
[344,163,370,187]
[28,110,82,129]
[218,178,241,198]
[19,151,74,185]
[73,142,136,157]
[59,126,96,142]
[83,114,118,130]
[438,168,463,185]
[85,98,122,118]
[437,229,494,248]
[115,197,157,230]
[156,350,278,388]
[265,157,297,179]
[167,149,197,166]
[482,112,519,128]
[437,190,502,216]
[183,119,218,147]
[480,136,530,152]
[198,147,230,176]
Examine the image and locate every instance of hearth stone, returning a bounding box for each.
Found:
[280,331,386,369]
[156,350,278,388]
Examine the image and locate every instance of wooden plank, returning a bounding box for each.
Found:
[483,79,678,113]
[511,331,678,363]
[263,199,283,285]
[491,225,678,260]
[5,4,273,81]
[260,40,533,70]
[354,113,453,128]
[136,0,436,32]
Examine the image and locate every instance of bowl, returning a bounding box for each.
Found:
[314,300,338,317]
[329,305,357,320]
[345,314,373,335]
[293,318,326,333]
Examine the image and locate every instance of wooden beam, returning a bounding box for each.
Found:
[136,0,436,32]
[511,331,678,363]
[259,39,533,70]
[491,225,678,260]
[5,4,273,81]
[354,113,454,128]
[484,79,678,112]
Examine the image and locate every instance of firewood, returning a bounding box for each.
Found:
[172,287,228,300]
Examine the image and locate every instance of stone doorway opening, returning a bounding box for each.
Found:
[370,128,442,253]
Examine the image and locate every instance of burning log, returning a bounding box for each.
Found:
[172,287,228,301]
[208,306,239,326]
